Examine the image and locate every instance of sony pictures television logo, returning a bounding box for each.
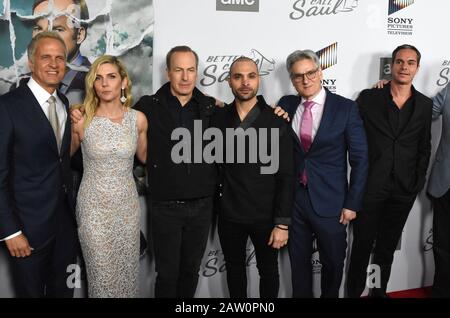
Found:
[216,0,259,12]
[200,49,275,87]
[387,0,414,36]
[290,0,359,20]
[316,42,338,92]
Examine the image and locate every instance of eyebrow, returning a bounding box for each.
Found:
[232,72,258,76]
[96,72,118,77]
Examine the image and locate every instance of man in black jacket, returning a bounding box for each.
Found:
[133,46,217,298]
[212,57,295,298]
[346,44,432,298]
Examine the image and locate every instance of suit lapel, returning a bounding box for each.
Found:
[377,86,396,139]
[58,91,71,156]
[20,85,59,154]
[310,90,338,151]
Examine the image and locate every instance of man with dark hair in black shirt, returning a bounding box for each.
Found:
[347,44,432,298]
[213,56,295,298]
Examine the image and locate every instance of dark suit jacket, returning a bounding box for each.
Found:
[0,84,74,248]
[357,84,432,195]
[279,89,368,217]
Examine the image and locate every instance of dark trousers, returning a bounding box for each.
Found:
[347,179,416,297]
[218,217,279,298]
[150,196,213,298]
[11,197,77,298]
[431,189,450,297]
[289,185,347,298]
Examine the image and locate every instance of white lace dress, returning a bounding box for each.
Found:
[76,109,140,298]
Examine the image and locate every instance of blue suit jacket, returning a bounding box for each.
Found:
[0,84,75,247]
[278,89,368,217]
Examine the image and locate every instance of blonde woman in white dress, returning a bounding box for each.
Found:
[71,55,147,297]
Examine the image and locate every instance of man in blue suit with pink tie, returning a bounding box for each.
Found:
[278,50,368,297]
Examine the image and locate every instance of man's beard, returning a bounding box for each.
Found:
[232,88,257,102]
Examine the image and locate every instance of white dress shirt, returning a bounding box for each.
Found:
[0,78,67,242]
[291,87,327,141]
[27,77,67,141]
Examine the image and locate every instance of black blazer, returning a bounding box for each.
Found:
[0,84,74,247]
[357,84,432,195]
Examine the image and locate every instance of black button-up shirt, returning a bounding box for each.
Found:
[388,89,416,137]
[167,93,201,132]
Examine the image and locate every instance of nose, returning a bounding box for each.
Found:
[302,75,310,84]
[48,58,57,68]
[182,70,188,81]
[102,78,108,87]
[242,76,251,86]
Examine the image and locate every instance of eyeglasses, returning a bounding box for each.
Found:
[291,67,319,82]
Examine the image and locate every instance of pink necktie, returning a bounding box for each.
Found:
[300,100,314,185]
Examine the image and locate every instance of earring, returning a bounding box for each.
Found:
[120,87,127,103]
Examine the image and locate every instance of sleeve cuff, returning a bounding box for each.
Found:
[0,231,22,241]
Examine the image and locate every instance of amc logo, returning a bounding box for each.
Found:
[216,0,260,12]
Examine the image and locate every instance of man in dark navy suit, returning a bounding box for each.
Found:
[0,32,77,298]
[278,49,368,297]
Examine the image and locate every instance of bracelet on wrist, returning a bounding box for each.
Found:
[275,225,289,231]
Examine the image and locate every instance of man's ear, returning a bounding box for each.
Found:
[76,27,87,45]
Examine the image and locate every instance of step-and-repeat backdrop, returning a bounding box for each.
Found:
[1,0,445,297]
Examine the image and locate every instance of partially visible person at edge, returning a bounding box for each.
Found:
[0,32,77,298]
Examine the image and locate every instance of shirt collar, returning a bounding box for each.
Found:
[300,86,326,107]
[27,77,59,106]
